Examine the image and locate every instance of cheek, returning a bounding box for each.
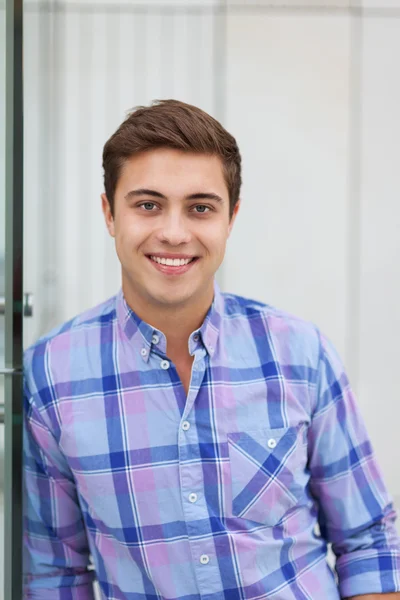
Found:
[115,218,147,248]
[204,225,229,252]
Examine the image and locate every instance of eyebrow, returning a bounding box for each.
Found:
[124,188,223,203]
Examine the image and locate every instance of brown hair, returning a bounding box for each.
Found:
[102,99,242,220]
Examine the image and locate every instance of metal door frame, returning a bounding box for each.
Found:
[4,0,24,598]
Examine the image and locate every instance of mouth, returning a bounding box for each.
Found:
[146,255,200,275]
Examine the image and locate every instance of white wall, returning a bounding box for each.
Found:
[225,12,351,360]
[357,13,400,507]
[10,3,400,590]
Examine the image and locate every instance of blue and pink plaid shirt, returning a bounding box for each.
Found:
[23,280,400,599]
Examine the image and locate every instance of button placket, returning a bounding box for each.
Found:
[180,466,213,576]
[177,354,216,588]
[178,419,215,592]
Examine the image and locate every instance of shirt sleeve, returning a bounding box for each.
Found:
[308,329,400,598]
[23,375,96,599]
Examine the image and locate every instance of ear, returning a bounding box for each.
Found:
[101,193,115,237]
[228,199,241,237]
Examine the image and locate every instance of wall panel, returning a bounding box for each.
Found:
[224,13,351,360]
[358,16,400,503]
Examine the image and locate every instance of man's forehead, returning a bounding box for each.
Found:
[118,150,228,197]
[121,148,224,171]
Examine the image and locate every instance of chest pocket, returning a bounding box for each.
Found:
[227,425,307,527]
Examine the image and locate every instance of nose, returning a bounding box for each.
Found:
[156,209,192,246]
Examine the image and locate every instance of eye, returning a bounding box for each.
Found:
[193,205,211,214]
[138,202,158,211]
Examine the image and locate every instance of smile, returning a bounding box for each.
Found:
[150,256,195,266]
[146,255,199,275]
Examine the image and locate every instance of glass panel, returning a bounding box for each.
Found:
[0,0,6,594]
[0,406,3,595]
[2,0,23,596]
[0,3,4,375]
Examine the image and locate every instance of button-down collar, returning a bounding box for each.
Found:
[115,294,165,362]
[188,283,222,358]
[116,279,223,361]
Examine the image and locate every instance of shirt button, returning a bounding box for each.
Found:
[267,438,277,449]
[200,554,209,565]
[182,421,190,431]
[193,334,199,342]
[314,523,321,537]
[140,348,148,357]
[152,334,160,344]
[189,493,198,503]
[160,360,170,370]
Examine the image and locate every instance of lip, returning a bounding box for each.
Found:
[146,255,199,276]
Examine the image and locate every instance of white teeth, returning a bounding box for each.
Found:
[150,256,193,266]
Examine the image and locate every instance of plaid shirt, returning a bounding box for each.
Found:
[23,280,400,599]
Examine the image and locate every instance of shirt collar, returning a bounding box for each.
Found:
[116,279,224,362]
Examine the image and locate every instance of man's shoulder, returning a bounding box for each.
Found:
[220,290,322,367]
[221,289,318,335]
[24,294,117,365]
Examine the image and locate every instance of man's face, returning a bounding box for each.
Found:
[102,148,240,311]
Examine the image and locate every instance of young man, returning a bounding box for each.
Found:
[23,100,400,600]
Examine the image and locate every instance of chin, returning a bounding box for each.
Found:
[150,287,194,306]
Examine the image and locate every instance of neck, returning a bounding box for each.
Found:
[122,280,215,360]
